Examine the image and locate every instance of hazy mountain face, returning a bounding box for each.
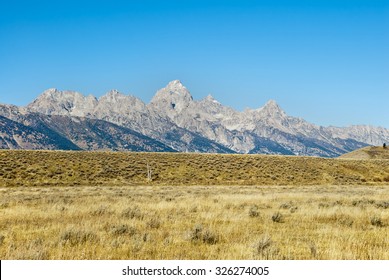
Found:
[1,80,387,157]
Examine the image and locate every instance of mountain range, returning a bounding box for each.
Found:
[1,80,388,157]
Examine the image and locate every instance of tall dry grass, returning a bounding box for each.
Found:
[0,185,388,260]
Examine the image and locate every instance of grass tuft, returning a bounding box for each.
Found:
[271,212,284,223]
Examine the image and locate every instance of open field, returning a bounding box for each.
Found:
[1,149,389,187]
[0,184,388,259]
[0,149,388,259]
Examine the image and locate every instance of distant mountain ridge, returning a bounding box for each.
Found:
[1,80,388,157]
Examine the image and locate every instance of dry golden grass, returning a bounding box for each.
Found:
[0,149,388,259]
[1,149,389,187]
[339,146,389,160]
[0,185,388,260]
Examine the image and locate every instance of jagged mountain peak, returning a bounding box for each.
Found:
[243,99,285,117]
[42,88,59,95]
[149,80,194,118]
[27,88,97,116]
[158,80,191,97]
[32,88,86,102]
[100,89,127,101]
[91,89,143,104]
[3,81,388,157]
[264,99,279,107]
[203,94,220,104]
[262,99,282,110]
[106,89,122,95]
[167,79,185,87]
[256,99,286,116]
[150,80,187,97]
[97,89,146,113]
[100,89,142,101]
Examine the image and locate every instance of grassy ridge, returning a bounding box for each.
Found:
[339,146,389,160]
[1,150,389,187]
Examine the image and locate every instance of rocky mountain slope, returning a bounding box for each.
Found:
[1,80,388,156]
[0,115,80,150]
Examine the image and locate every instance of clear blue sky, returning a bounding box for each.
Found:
[1,0,388,127]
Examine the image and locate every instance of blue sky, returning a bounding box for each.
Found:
[1,0,388,127]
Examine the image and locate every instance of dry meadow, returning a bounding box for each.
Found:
[0,150,388,259]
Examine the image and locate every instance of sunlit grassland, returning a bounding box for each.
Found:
[1,150,389,187]
[0,184,388,260]
[0,150,388,259]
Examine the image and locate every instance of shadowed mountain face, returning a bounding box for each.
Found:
[20,114,176,152]
[1,80,387,156]
[0,115,80,150]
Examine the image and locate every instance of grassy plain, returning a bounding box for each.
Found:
[1,149,389,187]
[0,149,388,259]
[1,185,388,259]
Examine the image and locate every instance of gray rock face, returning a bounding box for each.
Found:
[326,125,389,147]
[145,81,386,156]
[1,80,388,157]
[149,80,193,119]
[23,84,234,153]
[27,88,98,117]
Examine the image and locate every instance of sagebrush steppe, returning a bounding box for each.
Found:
[1,149,389,187]
[0,149,388,259]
